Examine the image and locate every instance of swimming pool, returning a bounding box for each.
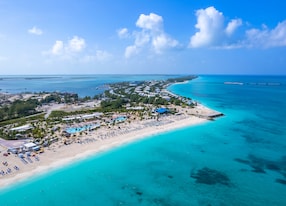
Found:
[66,124,95,134]
[115,116,126,123]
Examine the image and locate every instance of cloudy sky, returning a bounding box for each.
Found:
[0,0,286,75]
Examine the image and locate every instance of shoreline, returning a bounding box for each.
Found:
[0,109,217,190]
[0,76,222,191]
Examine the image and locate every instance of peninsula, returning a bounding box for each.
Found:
[0,75,223,189]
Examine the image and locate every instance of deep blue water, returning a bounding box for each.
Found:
[0,75,286,206]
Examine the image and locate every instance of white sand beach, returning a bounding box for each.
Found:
[0,104,221,189]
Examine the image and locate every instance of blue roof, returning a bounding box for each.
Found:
[155,108,169,114]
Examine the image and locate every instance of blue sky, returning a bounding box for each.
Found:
[0,0,286,75]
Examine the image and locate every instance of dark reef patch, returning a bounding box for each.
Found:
[190,167,231,186]
[121,184,144,200]
[234,154,286,186]
[235,154,285,173]
[266,163,281,171]
[241,134,266,144]
[275,179,286,185]
[251,166,266,174]
[136,191,143,196]
[234,158,251,165]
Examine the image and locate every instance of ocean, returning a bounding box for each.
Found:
[0,75,286,205]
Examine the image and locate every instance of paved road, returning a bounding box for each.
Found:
[44,104,65,119]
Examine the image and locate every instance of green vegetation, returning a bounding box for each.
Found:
[48,110,69,118]
[166,75,197,83]
[0,75,198,142]
[0,113,45,127]
[0,113,45,140]
[0,99,40,122]
[40,93,79,104]
[100,98,128,110]
[48,108,105,119]
[0,92,79,123]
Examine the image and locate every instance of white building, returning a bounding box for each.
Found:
[10,124,33,132]
[23,142,37,151]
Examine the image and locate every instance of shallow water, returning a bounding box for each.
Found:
[0,75,286,205]
[0,74,178,97]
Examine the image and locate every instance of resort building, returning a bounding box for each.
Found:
[23,142,39,151]
[62,112,103,121]
[10,124,33,132]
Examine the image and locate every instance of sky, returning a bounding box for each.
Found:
[0,0,286,75]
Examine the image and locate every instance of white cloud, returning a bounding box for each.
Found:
[136,13,163,32]
[189,6,244,49]
[152,34,179,53]
[246,20,286,48]
[46,36,86,58]
[117,28,129,38]
[189,6,224,48]
[28,26,43,35]
[134,31,150,46]
[225,19,242,36]
[123,13,179,58]
[51,40,64,55]
[45,36,113,64]
[68,36,86,52]
[189,6,286,49]
[125,45,139,58]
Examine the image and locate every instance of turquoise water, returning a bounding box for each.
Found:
[0,74,179,97]
[0,75,286,205]
[66,124,95,134]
